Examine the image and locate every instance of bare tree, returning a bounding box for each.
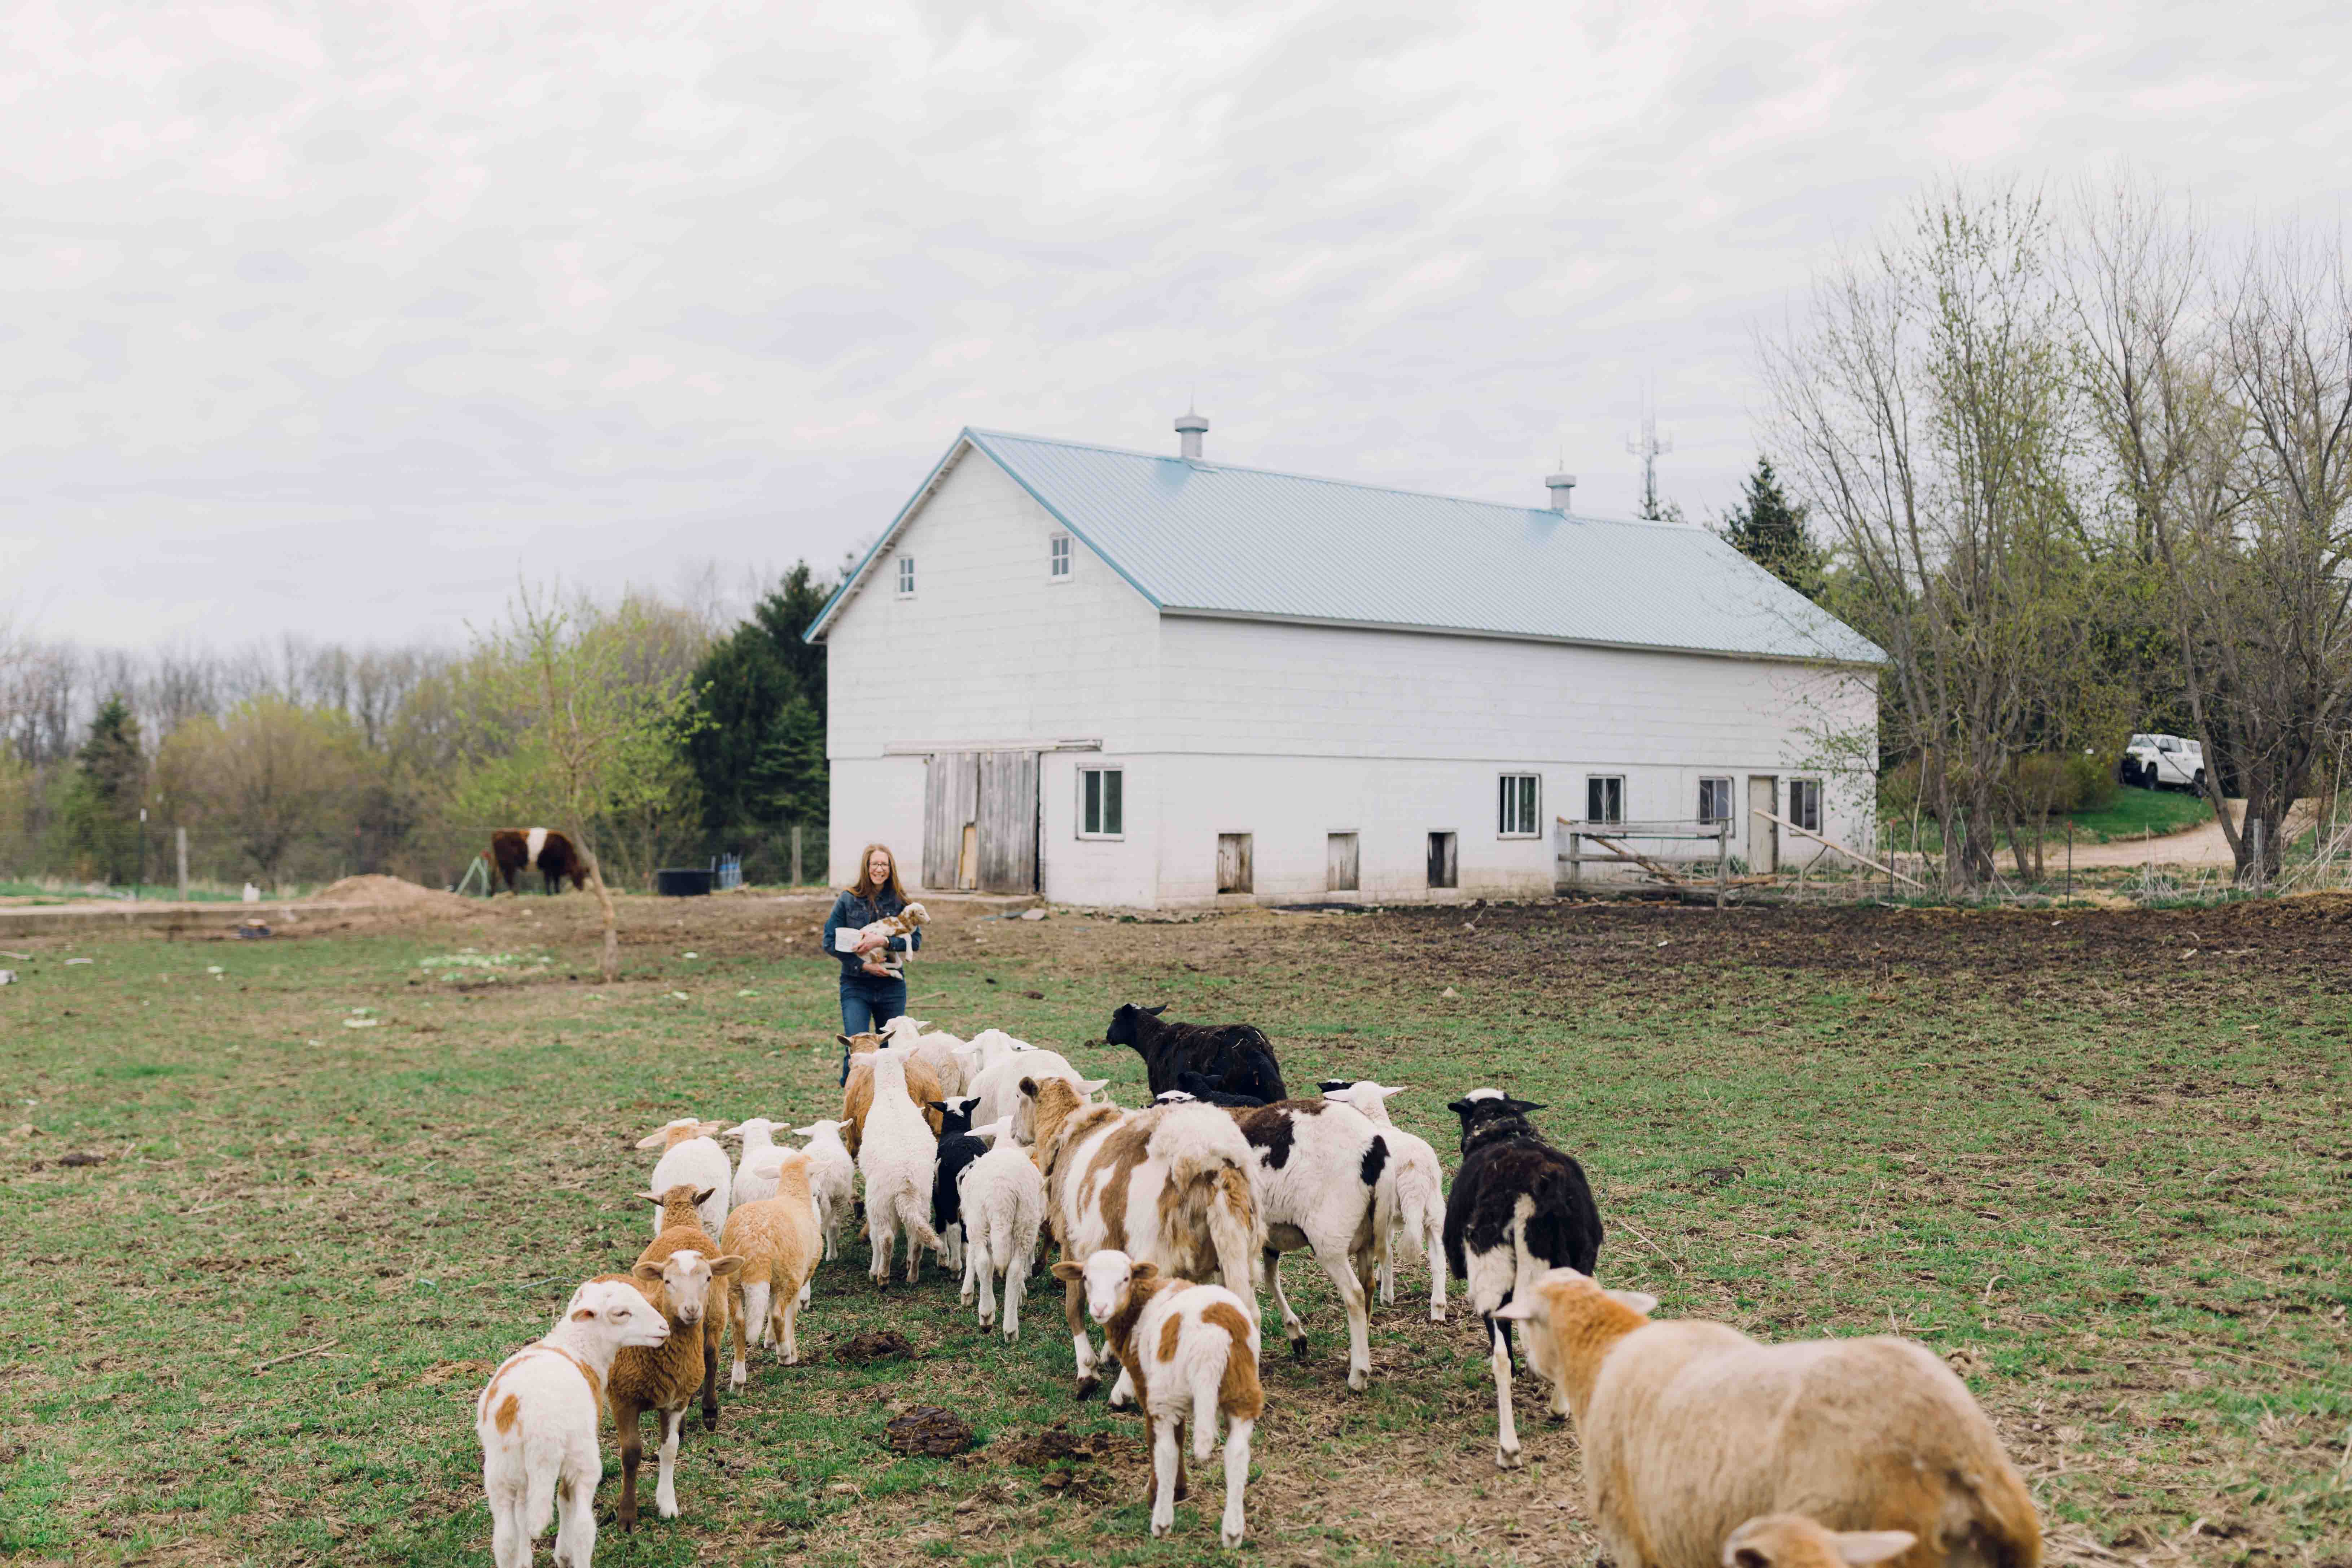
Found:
[2073,187,2352,881]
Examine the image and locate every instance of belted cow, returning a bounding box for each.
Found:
[489,828,588,895]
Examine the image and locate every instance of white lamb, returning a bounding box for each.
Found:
[855,1050,946,1284]
[952,1027,1035,1079]
[965,1050,1102,1138]
[475,1277,669,1568]
[791,1118,856,1263]
[636,1118,730,1238]
[723,1117,790,1204]
[879,1015,971,1096]
[955,1117,1045,1342]
[1318,1080,1449,1321]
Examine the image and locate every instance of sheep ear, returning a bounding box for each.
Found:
[1129,1261,1160,1283]
[708,1254,746,1278]
[1050,1262,1084,1283]
[633,1130,669,1149]
[1315,1079,1350,1094]
[1490,1298,1536,1321]
[1017,1077,1039,1098]
[1826,1535,1914,1567]
[1731,1550,1770,1568]
[570,1306,598,1322]
[696,1121,725,1138]
[836,1034,855,1048]
[631,1261,665,1286]
[1145,1004,1167,1016]
[1446,1099,1473,1116]
[1604,1289,1659,1317]
[639,1190,663,1204]
[1378,1085,1410,1099]
[925,1101,946,1115]
[694,1186,717,1205]
[1078,1077,1110,1096]
[721,1123,749,1139]
[1510,1099,1548,1113]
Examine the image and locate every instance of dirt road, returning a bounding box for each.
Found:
[2062,798,2310,868]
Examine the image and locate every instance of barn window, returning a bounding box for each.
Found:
[1585,775,1624,825]
[896,555,916,597]
[1789,778,1823,833]
[1697,777,1733,824]
[1079,767,1123,838]
[1498,774,1540,837]
[1049,534,1071,579]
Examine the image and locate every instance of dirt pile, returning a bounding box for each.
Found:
[310,876,477,920]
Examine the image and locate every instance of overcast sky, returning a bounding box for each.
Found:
[5,0,2348,649]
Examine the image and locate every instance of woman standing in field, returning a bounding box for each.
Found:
[823,843,922,1083]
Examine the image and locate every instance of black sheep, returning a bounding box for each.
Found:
[927,1094,989,1263]
[1168,1069,1267,1108]
[1441,1089,1603,1472]
[1104,1002,1288,1104]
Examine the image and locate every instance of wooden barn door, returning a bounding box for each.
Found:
[923,753,980,891]
[975,750,1041,894]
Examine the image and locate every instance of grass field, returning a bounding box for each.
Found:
[2,895,2347,1567]
[2066,787,2217,844]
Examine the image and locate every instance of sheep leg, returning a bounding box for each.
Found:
[1108,1362,1137,1409]
[1172,1418,1190,1501]
[1149,1418,1180,1538]
[699,1328,721,1431]
[552,1467,596,1568]
[1063,1271,1099,1397]
[1378,1221,1397,1307]
[731,1281,766,1391]
[869,1209,894,1287]
[1425,1214,1448,1322]
[486,1479,527,1568]
[614,1402,645,1530]
[1488,1315,1522,1469]
[1004,1235,1029,1344]
[1317,1244,1374,1392]
[1263,1248,1309,1360]
[653,1407,683,1519]
[1220,1419,1253,1548]
[960,1231,981,1309]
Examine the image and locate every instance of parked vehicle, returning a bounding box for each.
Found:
[2121,733,2205,792]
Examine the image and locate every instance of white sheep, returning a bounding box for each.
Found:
[880,1014,970,1095]
[955,1117,1044,1341]
[790,1118,855,1263]
[1228,1096,1392,1391]
[1053,1249,1263,1547]
[636,1118,730,1238]
[965,1049,1103,1138]
[856,1049,946,1285]
[723,1117,790,1204]
[476,1277,669,1568]
[1318,1080,1448,1321]
[1492,1269,2043,1568]
[952,1027,1033,1078]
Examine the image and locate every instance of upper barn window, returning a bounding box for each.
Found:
[1049,534,1071,580]
[896,555,916,597]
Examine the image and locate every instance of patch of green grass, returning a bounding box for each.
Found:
[2065,785,2216,843]
[0,908,2346,1566]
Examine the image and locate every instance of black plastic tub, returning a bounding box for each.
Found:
[655,868,715,897]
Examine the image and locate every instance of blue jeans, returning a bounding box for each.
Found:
[838,972,908,1083]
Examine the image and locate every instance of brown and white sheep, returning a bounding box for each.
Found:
[605,1184,743,1529]
[838,1035,945,1156]
[1491,1269,2042,1568]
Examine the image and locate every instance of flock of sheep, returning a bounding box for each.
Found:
[473,1002,2044,1568]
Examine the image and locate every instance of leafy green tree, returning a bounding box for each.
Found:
[156,697,370,888]
[1718,457,1827,601]
[62,693,145,882]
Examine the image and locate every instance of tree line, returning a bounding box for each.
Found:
[1717,178,2349,889]
[0,562,845,897]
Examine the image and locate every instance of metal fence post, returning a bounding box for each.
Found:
[2251,817,2265,895]
[791,824,803,888]
[176,827,189,899]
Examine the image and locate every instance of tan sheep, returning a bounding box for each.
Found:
[1493,1270,2040,1568]
[604,1184,743,1530]
[838,1036,944,1156]
[718,1150,823,1388]
[1723,1515,1920,1568]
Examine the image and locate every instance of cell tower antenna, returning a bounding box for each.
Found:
[1625,384,1674,521]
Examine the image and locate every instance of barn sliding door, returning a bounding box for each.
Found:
[923,753,980,891]
[924,750,1039,894]
[975,750,1041,894]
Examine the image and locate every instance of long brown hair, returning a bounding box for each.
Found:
[848,843,906,905]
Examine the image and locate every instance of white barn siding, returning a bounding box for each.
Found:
[823,451,1161,889]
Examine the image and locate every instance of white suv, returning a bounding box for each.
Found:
[2121,733,2204,792]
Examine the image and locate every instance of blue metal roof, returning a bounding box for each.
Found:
[808,428,1883,666]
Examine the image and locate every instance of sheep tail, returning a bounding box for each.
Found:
[740,1280,772,1348]
[1191,1371,1222,1463]
[894,1189,945,1256]
[1205,1163,1260,1306]
[1368,1140,1400,1267]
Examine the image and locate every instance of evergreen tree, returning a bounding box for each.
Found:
[1717,457,1827,601]
[683,562,836,875]
[63,692,145,882]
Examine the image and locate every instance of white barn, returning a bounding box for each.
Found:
[807,419,1882,907]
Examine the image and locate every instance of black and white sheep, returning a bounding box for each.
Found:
[1441,1088,1604,1469]
[1105,1002,1288,1104]
[1230,1098,1394,1392]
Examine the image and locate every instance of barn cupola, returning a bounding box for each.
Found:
[1175,408,1209,460]
[1545,471,1577,513]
